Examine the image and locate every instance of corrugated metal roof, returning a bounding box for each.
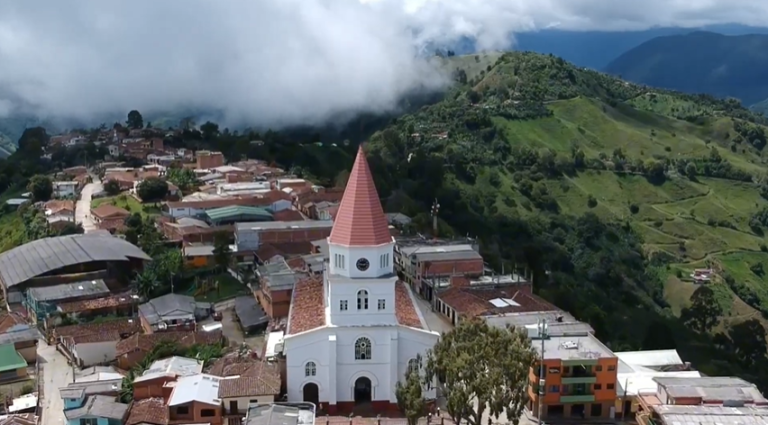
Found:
[0,234,151,288]
[615,349,683,367]
[168,374,222,406]
[0,343,27,372]
[206,205,273,222]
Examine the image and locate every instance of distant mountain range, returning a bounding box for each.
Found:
[604,31,768,106]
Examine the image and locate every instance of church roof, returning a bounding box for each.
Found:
[328,146,392,247]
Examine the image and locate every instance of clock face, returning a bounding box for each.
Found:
[356,258,370,271]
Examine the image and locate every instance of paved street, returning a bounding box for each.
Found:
[414,296,454,334]
[38,340,73,425]
[76,176,102,233]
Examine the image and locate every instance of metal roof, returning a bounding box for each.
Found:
[134,356,202,383]
[28,279,110,302]
[168,374,222,406]
[138,294,198,325]
[245,403,316,425]
[0,327,41,345]
[0,343,27,372]
[64,395,128,421]
[0,234,151,288]
[206,205,273,222]
[234,296,269,329]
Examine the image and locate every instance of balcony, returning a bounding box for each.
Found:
[560,394,596,403]
[561,376,597,384]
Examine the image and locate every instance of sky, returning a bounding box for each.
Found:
[0,0,766,128]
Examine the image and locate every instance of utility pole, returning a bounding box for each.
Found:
[431,199,440,240]
[536,318,548,425]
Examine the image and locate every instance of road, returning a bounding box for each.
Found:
[76,176,102,233]
[38,341,73,425]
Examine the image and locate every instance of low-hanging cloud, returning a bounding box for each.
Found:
[0,0,766,128]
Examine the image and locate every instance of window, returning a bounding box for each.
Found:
[355,337,372,360]
[380,254,390,268]
[334,254,346,269]
[229,401,238,412]
[378,299,386,310]
[201,409,216,417]
[357,290,369,310]
[594,384,602,390]
[176,406,189,415]
[549,385,560,393]
[595,365,603,372]
[340,300,348,311]
[607,383,615,390]
[607,365,616,371]
[305,361,317,377]
[408,358,421,373]
[563,366,570,374]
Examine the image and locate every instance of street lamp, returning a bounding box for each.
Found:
[536,318,548,425]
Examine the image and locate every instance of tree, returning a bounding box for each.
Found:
[127,110,144,129]
[133,267,158,299]
[55,222,84,236]
[396,354,426,425]
[166,168,199,192]
[27,174,53,201]
[137,177,169,202]
[212,231,232,272]
[681,285,722,333]
[104,179,121,196]
[685,162,697,179]
[334,169,350,188]
[467,90,482,104]
[424,319,535,425]
[200,121,220,140]
[729,319,768,367]
[179,117,196,131]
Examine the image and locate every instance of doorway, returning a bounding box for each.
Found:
[303,383,319,405]
[354,377,372,404]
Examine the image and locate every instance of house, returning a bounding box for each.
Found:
[138,293,212,333]
[196,151,225,169]
[206,206,274,225]
[53,181,80,198]
[164,194,290,219]
[218,366,281,416]
[125,398,168,425]
[528,331,619,419]
[0,314,39,363]
[24,279,112,324]
[254,260,306,319]
[63,395,129,425]
[60,380,123,410]
[115,331,222,370]
[75,366,125,383]
[56,293,140,321]
[91,205,131,223]
[5,198,28,211]
[133,356,203,400]
[0,343,28,383]
[45,200,76,225]
[234,221,333,251]
[243,403,315,425]
[63,331,122,367]
[233,296,269,335]
[182,244,216,268]
[167,374,223,425]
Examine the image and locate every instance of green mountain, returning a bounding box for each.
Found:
[604,31,768,107]
[365,51,768,387]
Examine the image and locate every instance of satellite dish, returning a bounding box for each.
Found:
[158,322,168,330]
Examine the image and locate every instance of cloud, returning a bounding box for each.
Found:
[0,0,765,127]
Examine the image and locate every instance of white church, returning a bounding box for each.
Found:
[282,146,440,414]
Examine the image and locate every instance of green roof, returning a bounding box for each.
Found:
[205,205,273,222]
[0,343,27,372]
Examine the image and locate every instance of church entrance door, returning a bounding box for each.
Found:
[303,383,319,405]
[354,377,372,404]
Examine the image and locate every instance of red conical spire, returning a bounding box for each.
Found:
[328,146,392,247]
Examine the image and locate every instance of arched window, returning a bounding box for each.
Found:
[355,337,372,360]
[357,290,369,310]
[408,358,421,374]
[305,361,317,377]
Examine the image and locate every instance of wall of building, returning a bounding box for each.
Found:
[284,326,438,405]
[64,396,85,410]
[74,341,118,367]
[67,416,111,425]
[222,395,275,415]
[170,401,222,425]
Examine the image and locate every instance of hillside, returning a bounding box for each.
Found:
[365,51,768,388]
[604,31,768,106]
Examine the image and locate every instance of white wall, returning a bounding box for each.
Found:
[222,395,275,413]
[284,326,438,404]
[327,275,398,327]
[74,341,118,367]
[329,243,394,279]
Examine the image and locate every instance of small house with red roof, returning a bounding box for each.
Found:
[281,146,439,415]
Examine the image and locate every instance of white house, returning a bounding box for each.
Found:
[53,181,79,198]
[282,146,439,414]
[65,333,121,367]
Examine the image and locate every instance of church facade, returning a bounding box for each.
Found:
[282,146,440,413]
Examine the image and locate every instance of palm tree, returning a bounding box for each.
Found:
[119,369,136,403]
[133,268,158,299]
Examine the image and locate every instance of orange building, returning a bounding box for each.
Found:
[196,150,224,169]
[528,332,618,419]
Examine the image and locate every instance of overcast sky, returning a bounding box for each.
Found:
[0,0,766,128]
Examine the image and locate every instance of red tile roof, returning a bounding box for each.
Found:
[272,209,305,221]
[395,282,423,329]
[0,312,27,333]
[328,146,392,247]
[423,259,485,276]
[92,204,131,220]
[255,242,315,262]
[115,330,223,356]
[438,285,558,318]
[126,398,168,425]
[58,293,137,313]
[55,319,140,338]
[286,277,325,335]
[217,362,281,398]
[69,331,122,344]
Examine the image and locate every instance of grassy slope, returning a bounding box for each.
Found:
[414,52,768,334]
